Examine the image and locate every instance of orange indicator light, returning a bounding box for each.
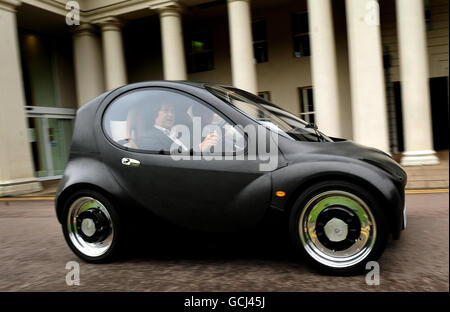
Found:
[275,191,286,197]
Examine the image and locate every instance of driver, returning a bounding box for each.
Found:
[135,102,219,153]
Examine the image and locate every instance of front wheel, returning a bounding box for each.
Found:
[61,189,123,263]
[289,180,388,274]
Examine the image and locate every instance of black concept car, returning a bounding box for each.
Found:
[56,81,407,274]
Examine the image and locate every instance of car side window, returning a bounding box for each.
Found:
[103,88,246,155]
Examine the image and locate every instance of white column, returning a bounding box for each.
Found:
[396,0,439,166]
[345,0,389,152]
[158,7,187,80]
[72,23,105,107]
[97,17,127,90]
[0,0,42,196]
[227,0,258,94]
[307,0,342,137]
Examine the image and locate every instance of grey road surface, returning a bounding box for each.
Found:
[0,193,448,292]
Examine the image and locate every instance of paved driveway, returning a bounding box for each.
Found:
[0,192,448,291]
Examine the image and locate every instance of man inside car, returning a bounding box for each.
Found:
[135,102,219,154]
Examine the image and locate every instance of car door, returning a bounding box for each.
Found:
[99,87,276,232]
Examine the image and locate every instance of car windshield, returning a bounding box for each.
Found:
[206,85,332,142]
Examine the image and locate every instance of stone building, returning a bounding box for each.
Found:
[0,0,448,196]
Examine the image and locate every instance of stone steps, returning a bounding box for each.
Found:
[394,150,449,189]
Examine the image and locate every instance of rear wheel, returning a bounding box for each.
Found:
[62,189,123,263]
[289,180,388,274]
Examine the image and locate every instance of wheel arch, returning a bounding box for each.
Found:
[285,173,386,212]
[56,182,120,224]
[273,165,403,238]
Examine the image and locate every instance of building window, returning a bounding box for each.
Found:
[252,20,268,63]
[425,0,432,30]
[258,91,271,101]
[299,87,314,123]
[186,28,214,73]
[292,12,310,58]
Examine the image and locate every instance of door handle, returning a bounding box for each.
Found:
[121,157,140,167]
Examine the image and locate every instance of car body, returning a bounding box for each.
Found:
[56,81,407,274]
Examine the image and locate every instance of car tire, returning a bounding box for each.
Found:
[289,180,388,275]
[61,189,123,263]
